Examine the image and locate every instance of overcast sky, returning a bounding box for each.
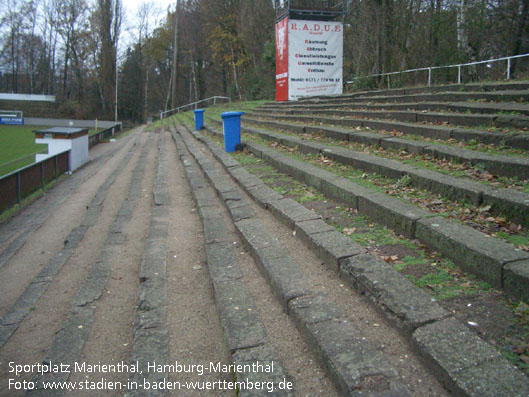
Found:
[120,0,176,50]
[124,0,175,15]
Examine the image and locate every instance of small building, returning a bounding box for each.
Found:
[33,127,89,172]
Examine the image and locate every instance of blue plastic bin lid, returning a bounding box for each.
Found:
[221,111,244,119]
[194,109,205,113]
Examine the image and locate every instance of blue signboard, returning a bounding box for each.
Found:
[0,117,24,125]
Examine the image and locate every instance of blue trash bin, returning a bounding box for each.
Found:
[221,111,244,152]
[194,109,205,130]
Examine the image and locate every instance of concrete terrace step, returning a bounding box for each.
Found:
[0,135,140,348]
[171,127,303,396]
[214,119,529,228]
[301,81,529,102]
[127,133,170,393]
[241,115,529,180]
[256,106,529,130]
[175,118,529,397]
[200,120,529,302]
[296,90,529,106]
[174,123,412,396]
[0,131,141,270]
[245,111,529,151]
[260,100,529,117]
[27,132,154,393]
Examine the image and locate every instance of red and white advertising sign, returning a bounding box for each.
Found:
[288,20,343,100]
[275,17,289,101]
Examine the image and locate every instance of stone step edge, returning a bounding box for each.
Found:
[294,90,529,107]
[230,119,529,228]
[174,123,413,396]
[177,119,529,397]
[200,117,529,302]
[182,118,449,334]
[127,132,170,394]
[307,81,529,101]
[170,128,293,397]
[27,133,153,394]
[255,106,529,130]
[242,115,529,179]
[0,137,140,349]
[245,110,529,151]
[259,99,529,114]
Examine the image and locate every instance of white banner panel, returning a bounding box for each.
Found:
[288,20,343,100]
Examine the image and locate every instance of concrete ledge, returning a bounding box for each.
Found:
[172,127,289,388]
[413,318,529,396]
[267,198,321,229]
[200,122,529,299]
[177,122,410,396]
[177,119,529,394]
[205,242,244,284]
[232,344,293,397]
[243,116,529,180]
[340,254,448,333]
[241,120,529,226]
[215,279,268,352]
[415,216,529,289]
[288,299,410,396]
[304,229,365,271]
[503,260,529,302]
[482,187,529,227]
[358,192,429,238]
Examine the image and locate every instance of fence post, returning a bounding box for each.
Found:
[428,68,432,86]
[16,172,21,209]
[40,162,44,191]
[458,65,462,84]
[387,74,391,89]
[55,155,58,181]
[507,57,511,80]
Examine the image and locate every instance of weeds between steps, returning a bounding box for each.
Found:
[245,119,529,193]
[245,131,529,251]
[178,110,529,249]
[248,115,529,158]
[192,125,529,375]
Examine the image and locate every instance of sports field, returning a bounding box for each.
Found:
[0,125,47,176]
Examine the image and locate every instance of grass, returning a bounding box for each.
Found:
[0,125,48,176]
[195,124,493,301]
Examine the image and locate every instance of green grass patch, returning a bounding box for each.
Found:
[0,125,48,176]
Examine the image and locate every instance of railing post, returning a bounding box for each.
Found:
[16,171,21,209]
[40,162,44,191]
[428,68,432,86]
[387,74,391,89]
[507,57,511,80]
[458,65,462,84]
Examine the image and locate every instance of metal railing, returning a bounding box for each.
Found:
[89,125,121,148]
[346,53,529,89]
[160,96,231,120]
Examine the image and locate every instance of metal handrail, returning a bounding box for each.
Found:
[160,96,231,120]
[346,53,529,87]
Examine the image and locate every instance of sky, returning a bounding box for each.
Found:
[121,0,176,50]
[123,0,176,18]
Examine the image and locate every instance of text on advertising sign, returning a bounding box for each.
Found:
[288,20,343,101]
